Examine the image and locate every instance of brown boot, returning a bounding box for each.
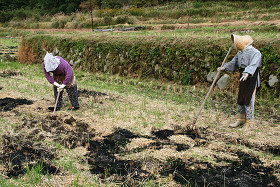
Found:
[229,114,246,128]
[243,119,254,130]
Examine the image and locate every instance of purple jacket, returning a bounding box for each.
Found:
[43,56,73,85]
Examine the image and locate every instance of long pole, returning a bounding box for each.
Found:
[90,0,94,31]
[191,46,232,127]
[53,90,61,115]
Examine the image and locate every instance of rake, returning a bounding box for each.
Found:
[187,46,232,133]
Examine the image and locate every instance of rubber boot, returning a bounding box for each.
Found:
[229,114,246,128]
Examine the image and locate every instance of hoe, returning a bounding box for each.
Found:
[53,90,61,115]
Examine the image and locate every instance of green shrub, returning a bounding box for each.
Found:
[18,35,280,97]
[51,21,60,28]
[103,16,114,25]
[127,7,144,17]
[115,16,129,24]
[51,20,67,28]
[161,25,175,30]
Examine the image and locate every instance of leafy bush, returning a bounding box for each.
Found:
[51,20,67,29]
[103,16,114,25]
[161,25,175,30]
[115,16,129,24]
[127,7,144,17]
[18,34,280,97]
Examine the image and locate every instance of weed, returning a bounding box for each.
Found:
[0,177,8,187]
[72,172,81,187]
[25,160,44,185]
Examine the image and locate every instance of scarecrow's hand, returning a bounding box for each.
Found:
[53,82,60,87]
[217,66,225,72]
[57,84,66,92]
[240,73,249,81]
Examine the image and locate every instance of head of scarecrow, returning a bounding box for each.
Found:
[231,34,254,51]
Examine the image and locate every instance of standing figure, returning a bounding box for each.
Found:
[43,52,79,111]
[219,34,261,128]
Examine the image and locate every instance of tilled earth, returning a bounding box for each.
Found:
[0,72,279,186]
[0,104,279,186]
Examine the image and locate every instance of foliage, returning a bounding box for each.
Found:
[2,0,280,24]
[0,0,84,22]
[18,34,280,96]
[260,45,280,75]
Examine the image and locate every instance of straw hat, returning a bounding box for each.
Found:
[231,34,253,51]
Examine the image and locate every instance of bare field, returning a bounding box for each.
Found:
[0,36,279,186]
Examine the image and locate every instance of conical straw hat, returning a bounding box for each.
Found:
[231,34,253,51]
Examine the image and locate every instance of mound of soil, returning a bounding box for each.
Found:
[0,115,95,178]
[18,115,95,149]
[0,134,59,178]
[0,97,33,111]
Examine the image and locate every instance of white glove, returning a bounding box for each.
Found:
[53,82,60,87]
[57,84,66,92]
[217,66,225,71]
[240,73,249,81]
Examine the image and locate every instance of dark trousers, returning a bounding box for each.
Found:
[53,85,79,108]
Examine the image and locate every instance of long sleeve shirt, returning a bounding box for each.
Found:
[43,56,73,85]
[223,46,262,87]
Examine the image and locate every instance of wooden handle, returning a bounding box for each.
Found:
[53,90,61,115]
[192,46,232,125]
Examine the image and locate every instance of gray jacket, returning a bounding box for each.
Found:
[223,46,262,87]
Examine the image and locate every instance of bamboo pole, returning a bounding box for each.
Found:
[190,46,232,128]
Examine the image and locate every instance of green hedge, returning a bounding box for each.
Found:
[19,35,280,96]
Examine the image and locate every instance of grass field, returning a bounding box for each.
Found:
[0,37,279,186]
[0,0,280,185]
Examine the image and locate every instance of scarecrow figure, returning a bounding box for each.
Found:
[219,34,261,128]
[43,52,79,111]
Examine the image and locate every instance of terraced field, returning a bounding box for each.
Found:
[0,36,279,186]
